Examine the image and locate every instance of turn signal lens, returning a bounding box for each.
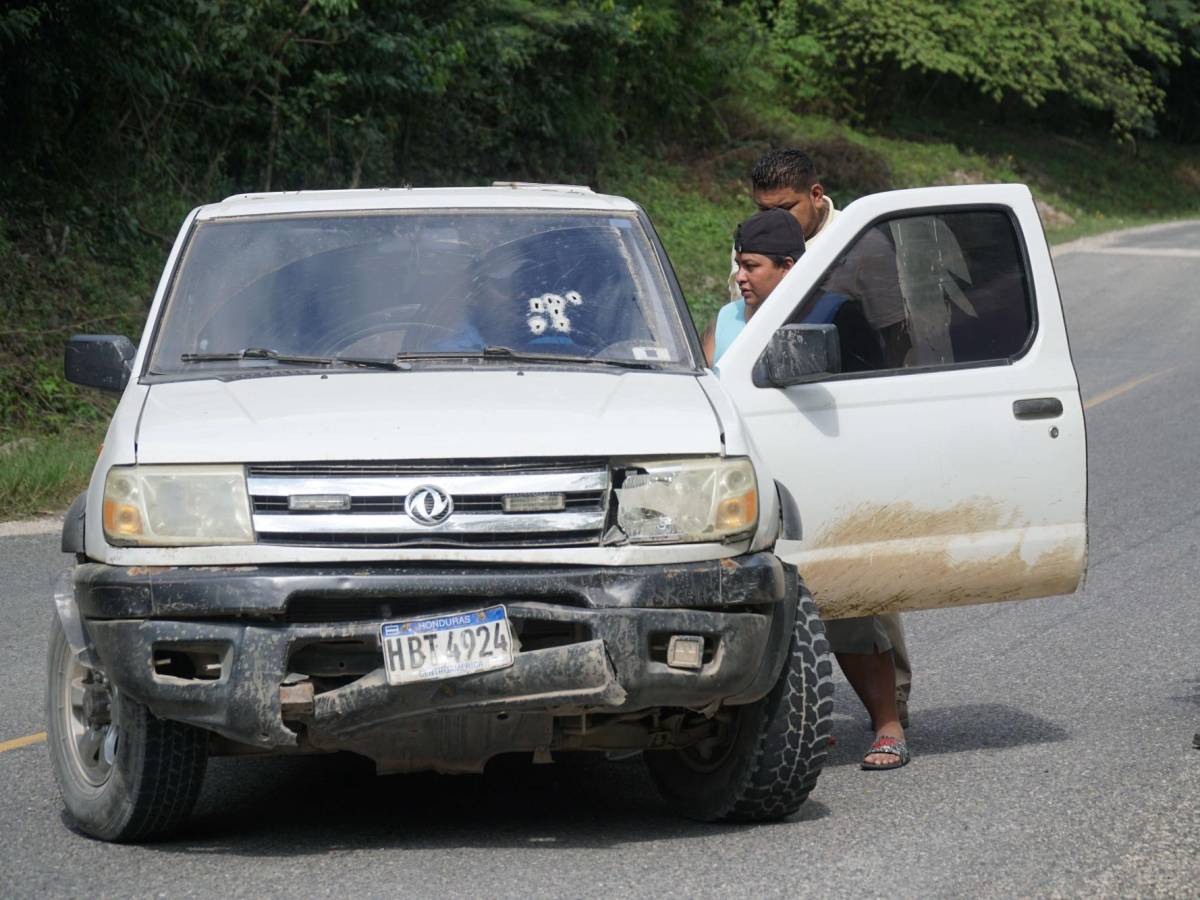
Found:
[716,490,757,531]
[103,499,143,537]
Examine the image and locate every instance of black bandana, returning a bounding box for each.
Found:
[735,208,805,259]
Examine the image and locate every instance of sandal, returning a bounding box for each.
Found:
[860,735,911,770]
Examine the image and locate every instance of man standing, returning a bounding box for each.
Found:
[715,148,914,765]
[725,148,839,301]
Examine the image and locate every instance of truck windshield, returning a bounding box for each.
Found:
[149,210,697,375]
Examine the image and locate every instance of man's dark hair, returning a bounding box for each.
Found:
[751,148,817,192]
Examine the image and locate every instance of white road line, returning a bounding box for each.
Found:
[1069,247,1200,259]
[1052,219,1200,258]
[0,516,63,537]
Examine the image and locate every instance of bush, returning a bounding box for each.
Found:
[765,0,1185,140]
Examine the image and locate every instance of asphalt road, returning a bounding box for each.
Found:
[2,220,1198,898]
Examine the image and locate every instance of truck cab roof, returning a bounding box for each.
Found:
[201,184,639,220]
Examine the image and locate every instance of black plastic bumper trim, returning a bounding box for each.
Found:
[86,599,793,750]
[75,553,790,620]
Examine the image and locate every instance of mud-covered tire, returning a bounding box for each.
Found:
[645,587,833,822]
[46,615,209,842]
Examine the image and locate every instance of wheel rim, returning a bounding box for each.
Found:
[59,649,120,787]
[675,711,742,773]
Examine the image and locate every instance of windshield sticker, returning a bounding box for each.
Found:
[632,346,671,361]
[528,291,584,335]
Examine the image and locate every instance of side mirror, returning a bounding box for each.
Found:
[65,335,137,393]
[752,324,841,388]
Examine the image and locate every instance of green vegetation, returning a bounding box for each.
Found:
[1,0,1197,519]
[764,0,1188,140]
[0,427,106,520]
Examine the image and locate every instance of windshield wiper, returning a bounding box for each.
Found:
[180,348,402,370]
[182,345,665,371]
[481,346,663,369]
[389,346,661,370]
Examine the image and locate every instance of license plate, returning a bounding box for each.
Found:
[380,606,514,686]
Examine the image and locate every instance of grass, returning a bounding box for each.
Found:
[2,114,1197,521]
[0,427,105,520]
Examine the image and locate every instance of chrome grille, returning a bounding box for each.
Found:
[251,490,605,515]
[247,459,606,477]
[248,462,609,548]
[258,530,601,549]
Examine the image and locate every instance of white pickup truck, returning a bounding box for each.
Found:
[49,183,1086,841]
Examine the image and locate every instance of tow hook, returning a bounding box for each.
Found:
[279,681,315,718]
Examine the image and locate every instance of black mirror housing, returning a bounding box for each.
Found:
[752,324,841,388]
[65,335,137,393]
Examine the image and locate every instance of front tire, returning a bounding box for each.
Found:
[645,587,833,822]
[46,615,209,842]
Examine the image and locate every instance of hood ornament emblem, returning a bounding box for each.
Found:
[405,485,453,526]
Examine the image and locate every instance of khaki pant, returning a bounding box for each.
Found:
[882,613,912,705]
[823,612,912,705]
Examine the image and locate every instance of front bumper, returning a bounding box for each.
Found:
[75,554,796,763]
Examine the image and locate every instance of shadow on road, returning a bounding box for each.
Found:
[823,702,1071,768]
[146,753,830,856]
[107,701,1072,854]
[1168,677,1200,708]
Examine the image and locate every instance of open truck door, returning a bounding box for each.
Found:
[718,184,1087,618]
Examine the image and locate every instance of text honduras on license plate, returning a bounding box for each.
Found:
[380,606,514,686]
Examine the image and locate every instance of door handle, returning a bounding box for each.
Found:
[1013,397,1063,420]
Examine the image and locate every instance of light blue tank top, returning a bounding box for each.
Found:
[713,299,747,364]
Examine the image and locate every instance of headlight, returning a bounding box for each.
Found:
[103,465,253,546]
[615,457,757,543]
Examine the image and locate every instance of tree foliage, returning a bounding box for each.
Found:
[765,0,1188,139]
[1148,0,1200,140]
[0,0,751,204]
[2,0,1195,207]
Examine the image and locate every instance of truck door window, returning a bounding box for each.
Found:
[788,210,1033,373]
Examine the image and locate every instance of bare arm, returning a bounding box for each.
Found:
[701,318,716,366]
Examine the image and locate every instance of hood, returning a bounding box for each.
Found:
[135,369,722,463]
